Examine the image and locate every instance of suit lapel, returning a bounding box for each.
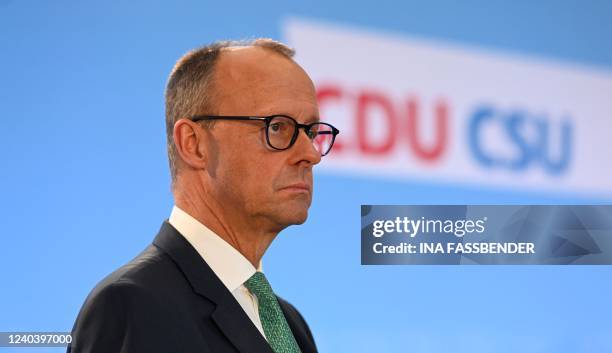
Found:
[153,221,274,353]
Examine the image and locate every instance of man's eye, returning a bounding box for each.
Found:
[270,121,290,133]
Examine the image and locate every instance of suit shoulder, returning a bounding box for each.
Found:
[79,243,189,317]
[97,244,172,287]
[70,246,186,352]
[95,242,193,299]
[77,244,174,313]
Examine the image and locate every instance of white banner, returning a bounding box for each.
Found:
[284,18,612,196]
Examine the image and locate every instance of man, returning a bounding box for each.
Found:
[68,39,339,353]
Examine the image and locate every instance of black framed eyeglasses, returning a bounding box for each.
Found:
[190,115,340,156]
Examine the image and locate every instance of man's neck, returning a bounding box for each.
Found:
[174,195,277,268]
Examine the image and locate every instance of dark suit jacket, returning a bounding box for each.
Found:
[68,221,318,353]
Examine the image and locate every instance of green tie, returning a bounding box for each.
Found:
[245,272,302,353]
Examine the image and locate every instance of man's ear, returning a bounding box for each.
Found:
[173,119,208,171]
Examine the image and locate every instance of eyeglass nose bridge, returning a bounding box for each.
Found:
[296,123,317,140]
[287,123,317,153]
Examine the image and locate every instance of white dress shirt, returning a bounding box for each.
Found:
[168,206,267,340]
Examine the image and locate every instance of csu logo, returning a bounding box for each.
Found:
[468,105,572,175]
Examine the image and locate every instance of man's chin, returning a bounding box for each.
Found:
[276,207,309,228]
[265,197,312,228]
[286,208,309,225]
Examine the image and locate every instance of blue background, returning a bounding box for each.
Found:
[1,0,611,352]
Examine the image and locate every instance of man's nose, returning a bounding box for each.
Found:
[291,129,322,165]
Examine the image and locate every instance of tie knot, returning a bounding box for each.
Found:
[245,271,274,299]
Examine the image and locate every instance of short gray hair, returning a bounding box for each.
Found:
[164,38,296,185]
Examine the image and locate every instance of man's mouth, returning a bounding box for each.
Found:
[279,183,312,193]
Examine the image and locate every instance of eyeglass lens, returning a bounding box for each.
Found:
[267,116,335,155]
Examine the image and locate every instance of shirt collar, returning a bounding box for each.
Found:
[168,205,262,292]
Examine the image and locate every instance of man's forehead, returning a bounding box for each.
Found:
[211,46,317,115]
[214,46,300,80]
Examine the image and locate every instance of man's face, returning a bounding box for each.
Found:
[202,47,322,231]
